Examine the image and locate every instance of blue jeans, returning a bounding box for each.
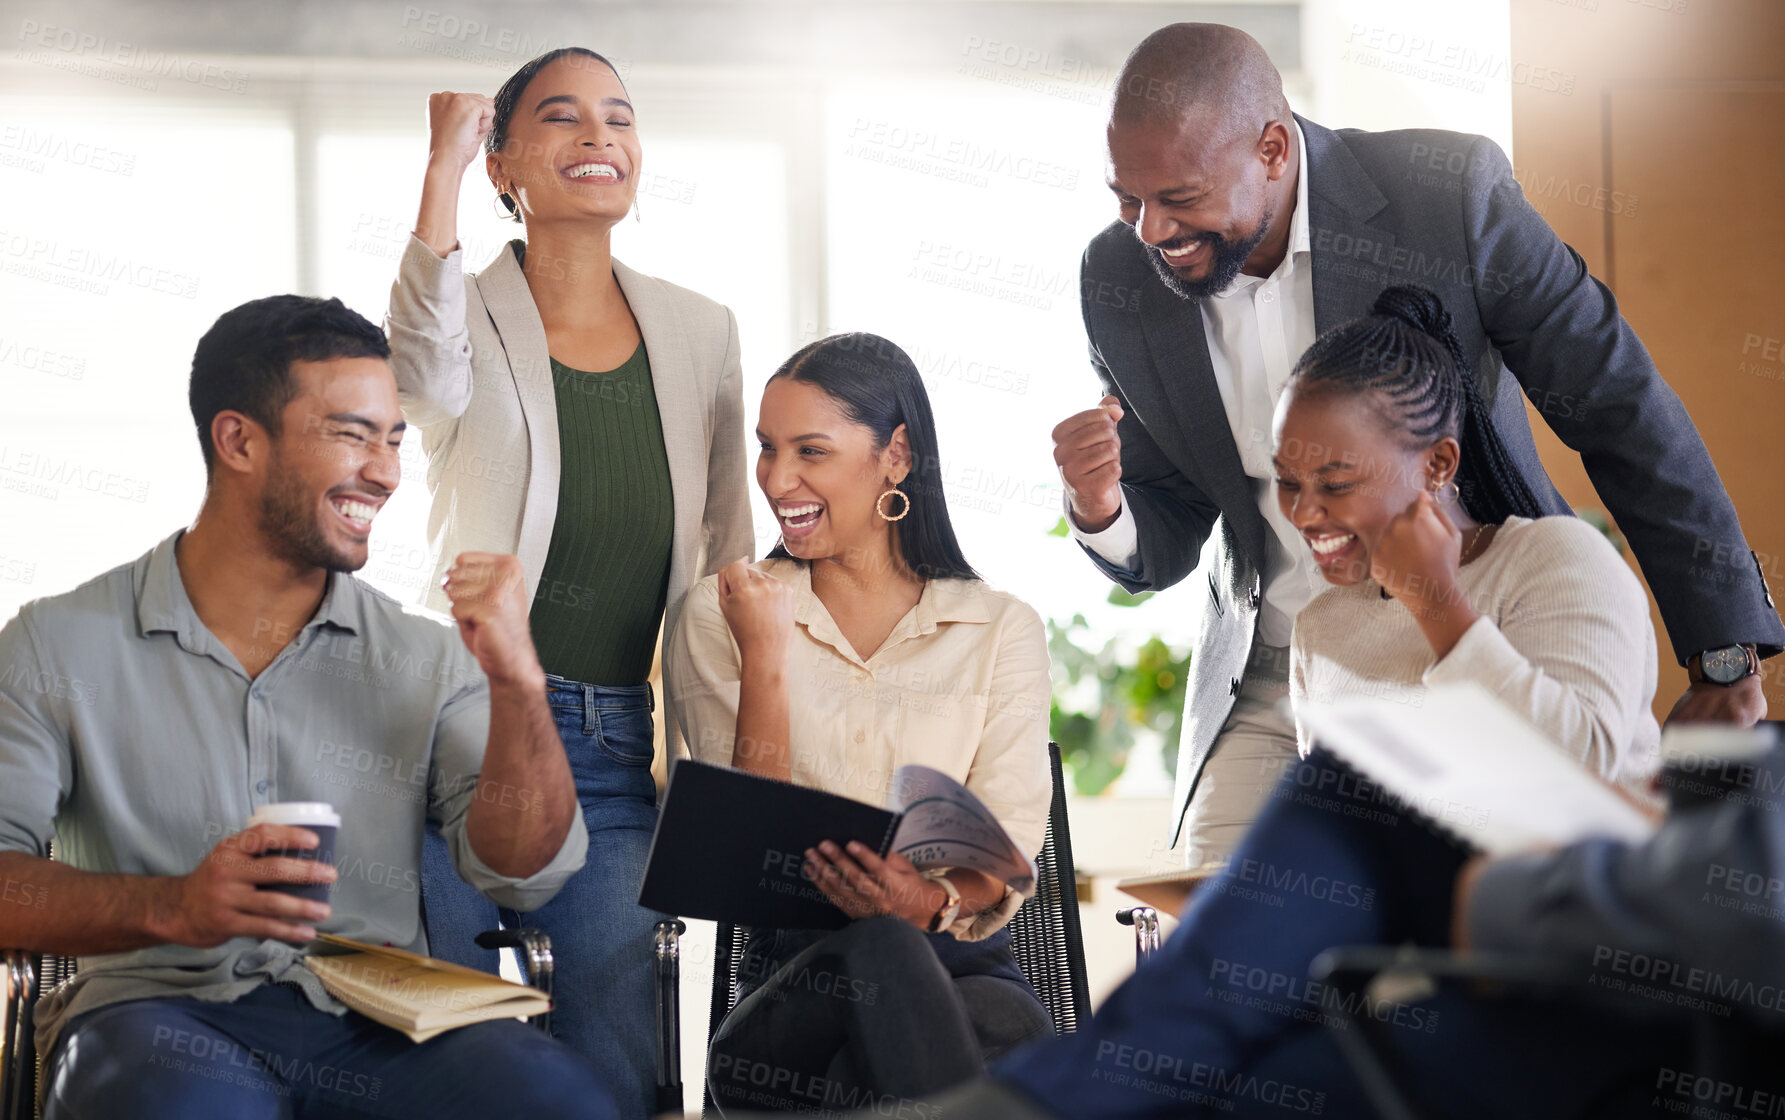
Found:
[42,982,614,1119]
[420,675,666,1120]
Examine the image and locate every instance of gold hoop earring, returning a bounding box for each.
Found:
[1430,479,1460,504]
[493,191,516,221]
[876,487,910,522]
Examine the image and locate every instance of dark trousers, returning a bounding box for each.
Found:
[990,749,1714,1120]
[708,916,1051,1115]
[41,982,615,1120]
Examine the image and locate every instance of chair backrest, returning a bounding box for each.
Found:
[1005,741,1092,1033]
[704,742,1088,1114]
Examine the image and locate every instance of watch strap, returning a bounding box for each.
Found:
[924,871,962,933]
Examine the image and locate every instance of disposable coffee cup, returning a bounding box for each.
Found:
[247,802,340,905]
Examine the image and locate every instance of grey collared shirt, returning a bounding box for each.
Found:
[0,531,586,1053]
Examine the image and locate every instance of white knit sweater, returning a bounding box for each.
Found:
[1289,515,1661,786]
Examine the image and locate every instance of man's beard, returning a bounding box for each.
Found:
[258,463,366,574]
[1143,209,1274,301]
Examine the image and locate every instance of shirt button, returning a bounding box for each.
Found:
[256,780,269,794]
[854,730,866,744]
[1261,289,1276,303]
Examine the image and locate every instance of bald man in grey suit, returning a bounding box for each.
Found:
[1050,23,1782,867]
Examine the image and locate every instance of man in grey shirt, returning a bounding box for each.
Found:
[0,296,613,1118]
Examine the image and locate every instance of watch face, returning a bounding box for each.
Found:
[1704,646,1748,684]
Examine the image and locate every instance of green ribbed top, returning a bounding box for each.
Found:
[527,343,675,686]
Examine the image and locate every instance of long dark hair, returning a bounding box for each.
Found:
[1289,285,1546,524]
[765,333,980,582]
[487,47,626,223]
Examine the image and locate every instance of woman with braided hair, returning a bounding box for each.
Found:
[1273,284,1660,785]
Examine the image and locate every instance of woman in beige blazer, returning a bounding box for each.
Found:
[384,47,752,1120]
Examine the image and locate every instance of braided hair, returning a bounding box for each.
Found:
[1288,284,1546,525]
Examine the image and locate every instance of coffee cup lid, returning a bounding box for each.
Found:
[247,802,341,829]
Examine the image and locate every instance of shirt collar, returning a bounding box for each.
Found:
[1212,119,1312,298]
[137,529,363,644]
[1287,118,1311,260]
[769,558,993,666]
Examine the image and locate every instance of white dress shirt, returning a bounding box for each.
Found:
[1074,122,1326,647]
[666,558,1053,941]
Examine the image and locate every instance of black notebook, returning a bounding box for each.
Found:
[638,759,1035,930]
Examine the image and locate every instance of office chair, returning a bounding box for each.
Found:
[651,741,1090,1117]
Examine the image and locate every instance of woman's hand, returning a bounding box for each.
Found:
[416,92,495,257]
[716,558,795,670]
[804,841,941,928]
[1372,492,1465,608]
[1372,491,1480,658]
[427,92,496,174]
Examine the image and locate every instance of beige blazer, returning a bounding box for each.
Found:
[385,233,755,727]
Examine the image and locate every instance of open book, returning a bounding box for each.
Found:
[639,760,1036,929]
[303,933,550,1043]
[1296,683,1659,857]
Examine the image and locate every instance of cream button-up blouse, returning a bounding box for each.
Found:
[666,558,1053,940]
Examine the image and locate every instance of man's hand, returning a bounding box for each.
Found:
[1052,396,1126,534]
[155,825,335,948]
[716,558,795,671]
[444,552,544,690]
[1667,673,1767,728]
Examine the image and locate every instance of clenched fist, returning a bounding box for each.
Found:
[716,558,795,670]
[1369,491,1465,610]
[1052,395,1126,533]
[444,552,544,690]
[427,91,496,175]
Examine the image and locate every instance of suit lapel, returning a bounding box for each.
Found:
[471,240,560,593]
[1298,115,1395,335]
[1135,288,1257,525]
[615,258,704,604]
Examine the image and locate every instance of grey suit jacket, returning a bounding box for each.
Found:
[1078,114,1784,847]
[385,234,755,741]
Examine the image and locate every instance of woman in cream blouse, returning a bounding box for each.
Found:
[1276,285,1660,784]
[384,48,751,1120]
[667,332,1054,1113]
